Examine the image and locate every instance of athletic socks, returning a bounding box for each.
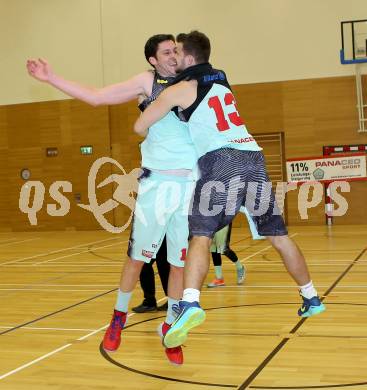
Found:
[234,260,243,271]
[166,297,180,325]
[214,265,223,279]
[115,289,132,312]
[299,280,318,299]
[182,288,200,303]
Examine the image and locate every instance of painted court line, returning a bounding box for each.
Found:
[32,240,127,266]
[240,261,367,265]
[0,326,96,332]
[0,236,121,266]
[203,289,367,294]
[155,284,367,289]
[0,284,117,287]
[0,238,40,248]
[6,264,123,267]
[0,238,17,244]
[4,285,367,293]
[0,297,166,381]
[6,260,367,267]
[240,233,298,262]
[0,289,110,292]
[0,344,72,380]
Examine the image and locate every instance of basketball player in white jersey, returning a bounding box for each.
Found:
[27,34,192,365]
[134,31,325,350]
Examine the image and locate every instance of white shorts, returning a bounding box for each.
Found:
[127,170,195,267]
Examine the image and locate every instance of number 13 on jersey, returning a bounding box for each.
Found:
[208,93,244,132]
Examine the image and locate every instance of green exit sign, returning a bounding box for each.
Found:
[80,145,93,155]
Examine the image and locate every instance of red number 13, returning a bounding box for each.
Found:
[208,93,244,132]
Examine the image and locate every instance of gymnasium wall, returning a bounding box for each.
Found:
[1,0,367,230]
[1,0,367,105]
[99,0,367,86]
[232,76,367,225]
[109,75,367,227]
[1,74,366,231]
[0,0,104,105]
[0,100,114,231]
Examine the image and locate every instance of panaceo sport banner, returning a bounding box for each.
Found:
[286,153,367,183]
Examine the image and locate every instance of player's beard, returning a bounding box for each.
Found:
[175,63,186,73]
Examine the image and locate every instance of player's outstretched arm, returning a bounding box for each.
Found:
[26,58,152,106]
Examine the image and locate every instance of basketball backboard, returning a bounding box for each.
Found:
[340,19,367,64]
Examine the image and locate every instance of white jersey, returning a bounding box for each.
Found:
[174,63,262,157]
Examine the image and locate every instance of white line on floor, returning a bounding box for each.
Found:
[0,284,118,287]
[0,326,96,331]
[0,289,112,292]
[239,233,298,261]
[4,264,123,267]
[32,240,127,266]
[0,238,17,244]
[0,238,40,248]
[0,236,122,266]
[0,344,72,380]
[0,297,166,380]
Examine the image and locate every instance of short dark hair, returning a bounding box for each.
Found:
[144,34,175,65]
[176,30,211,63]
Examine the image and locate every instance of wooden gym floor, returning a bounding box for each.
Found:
[0,225,366,389]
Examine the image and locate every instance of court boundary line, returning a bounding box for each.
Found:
[237,246,367,390]
[0,236,122,266]
[0,326,96,332]
[239,233,298,263]
[0,238,40,248]
[0,298,166,381]
[0,288,118,336]
[32,240,128,266]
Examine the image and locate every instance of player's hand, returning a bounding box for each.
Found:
[26,58,53,82]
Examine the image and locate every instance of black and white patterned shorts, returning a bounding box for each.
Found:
[189,148,288,238]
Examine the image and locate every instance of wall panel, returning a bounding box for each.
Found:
[1,74,366,230]
[1,100,112,231]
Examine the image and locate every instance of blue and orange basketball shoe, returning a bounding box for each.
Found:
[163,301,206,348]
[298,295,326,317]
